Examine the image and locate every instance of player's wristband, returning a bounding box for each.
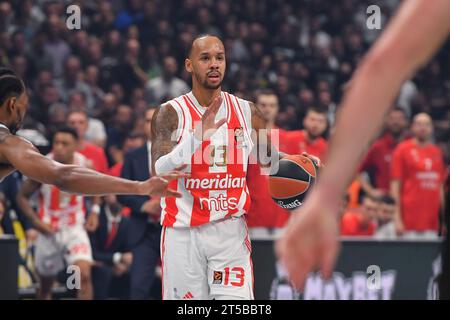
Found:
[113,252,122,265]
[92,204,101,215]
[154,131,202,175]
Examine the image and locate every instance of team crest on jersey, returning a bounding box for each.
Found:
[213,271,223,284]
[234,127,246,149]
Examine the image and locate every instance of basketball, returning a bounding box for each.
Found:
[268,155,319,210]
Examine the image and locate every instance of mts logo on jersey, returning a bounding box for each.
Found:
[199,194,238,211]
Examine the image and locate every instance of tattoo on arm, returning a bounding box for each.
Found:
[151,103,179,174]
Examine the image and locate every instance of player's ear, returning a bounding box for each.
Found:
[4,96,16,113]
[185,58,192,73]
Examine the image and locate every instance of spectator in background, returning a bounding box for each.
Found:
[397,79,418,118]
[96,92,119,129]
[83,110,108,149]
[47,102,67,138]
[341,195,378,237]
[117,107,161,299]
[359,107,409,198]
[54,56,93,109]
[29,83,60,125]
[391,113,446,240]
[109,131,146,178]
[90,195,132,300]
[40,14,71,78]
[246,90,291,228]
[67,110,109,173]
[145,56,189,105]
[117,39,148,100]
[84,65,105,113]
[288,106,328,160]
[374,195,397,240]
[106,104,135,166]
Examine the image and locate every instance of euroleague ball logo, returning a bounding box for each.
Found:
[278,199,302,210]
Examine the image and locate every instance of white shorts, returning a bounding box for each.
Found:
[161,216,254,300]
[35,225,92,277]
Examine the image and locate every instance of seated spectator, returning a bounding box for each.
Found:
[90,195,132,300]
[374,195,397,240]
[68,92,108,148]
[67,109,109,173]
[341,195,378,237]
[54,56,94,109]
[145,56,189,105]
[117,106,161,299]
[105,104,135,166]
[246,90,291,228]
[108,131,146,178]
[287,106,328,160]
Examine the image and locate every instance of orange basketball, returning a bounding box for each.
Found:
[268,155,319,210]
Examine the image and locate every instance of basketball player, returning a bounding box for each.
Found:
[0,68,187,199]
[151,35,318,300]
[276,0,450,295]
[16,127,94,299]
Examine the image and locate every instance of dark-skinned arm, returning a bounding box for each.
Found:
[0,135,186,197]
[16,178,55,235]
[151,103,179,175]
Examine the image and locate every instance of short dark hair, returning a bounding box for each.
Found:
[186,33,216,58]
[53,126,79,141]
[389,106,408,118]
[0,67,25,106]
[67,109,88,120]
[255,89,276,97]
[306,106,328,116]
[255,89,278,104]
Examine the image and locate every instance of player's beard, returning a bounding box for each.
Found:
[194,70,222,90]
[306,130,320,140]
[8,109,23,135]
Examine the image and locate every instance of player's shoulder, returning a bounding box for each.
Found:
[224,91,252,107]
[395,138,415,152]
[428,143,444,156]
[0,132,34,156]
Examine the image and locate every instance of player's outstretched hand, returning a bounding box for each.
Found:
[140,165,190,198]
[276,188,339,290]
[194,96,227,140]
[301,152,322,168]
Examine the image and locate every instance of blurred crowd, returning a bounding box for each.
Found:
[0,0,449,299]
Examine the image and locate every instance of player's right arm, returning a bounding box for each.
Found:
[0,135,187,197]
[277,0,450,290]
[151,103,180,175]
[15,178,54,235]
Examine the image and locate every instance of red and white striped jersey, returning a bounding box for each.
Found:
[161,91,254,228]
[38,152,87,230]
